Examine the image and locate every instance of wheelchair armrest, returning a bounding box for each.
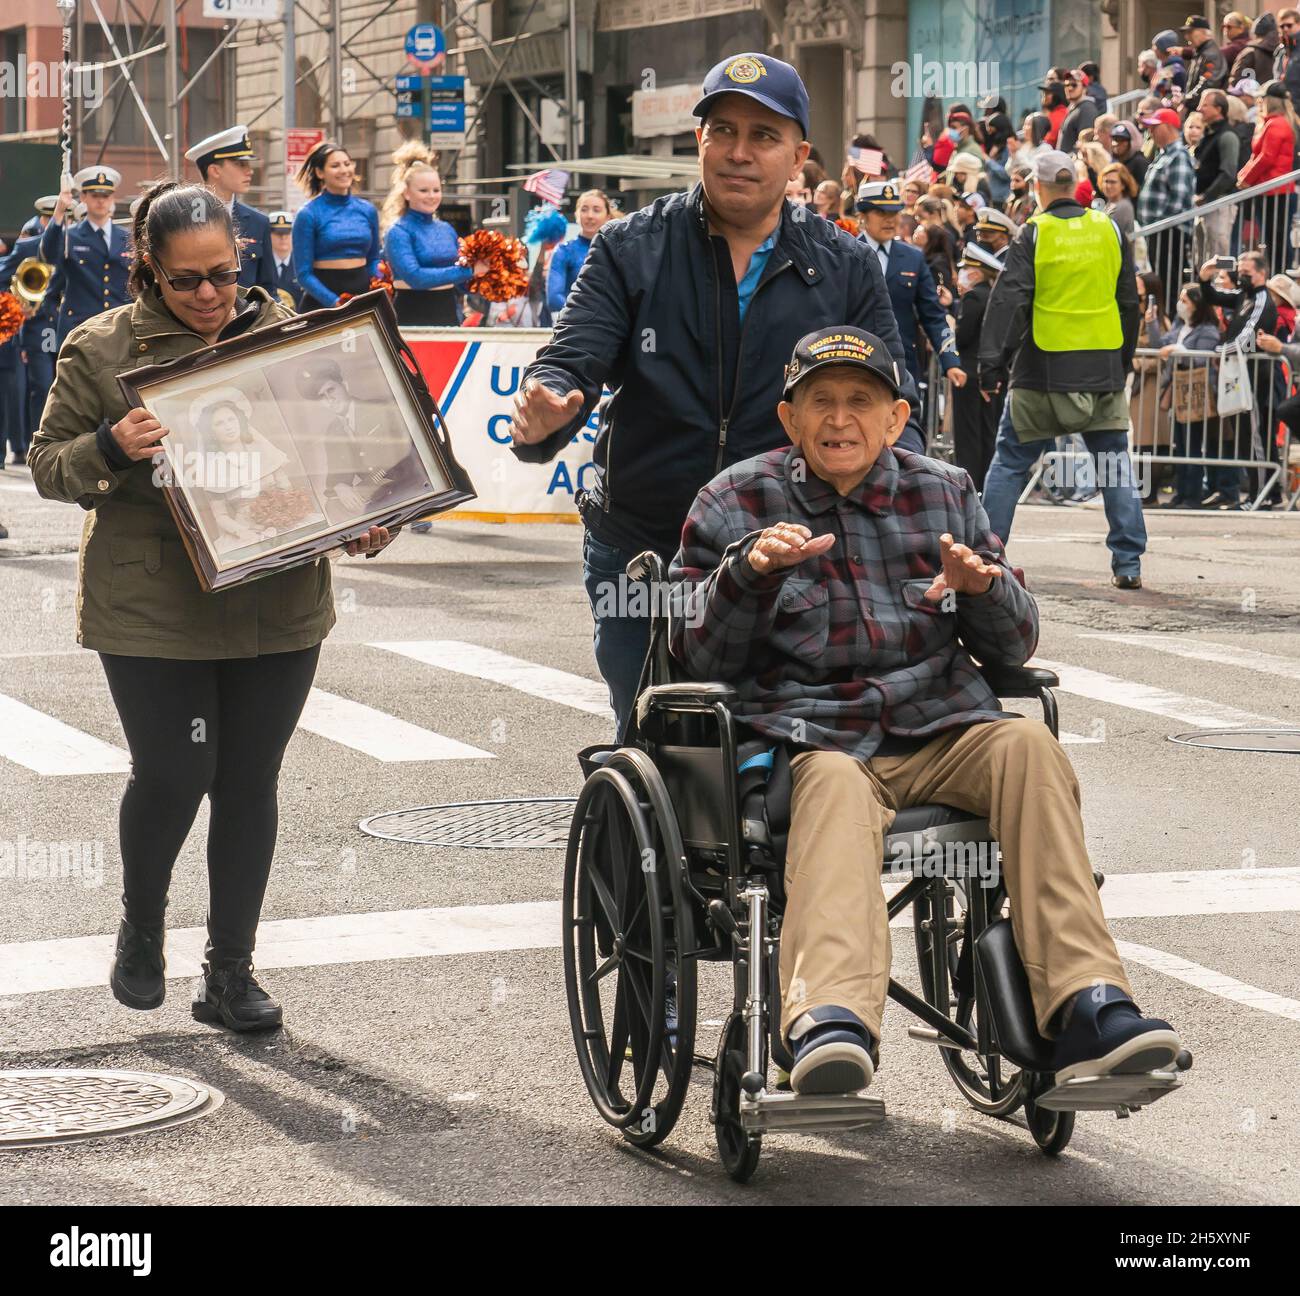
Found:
[977,662,1060,697]
[636,682,738,726]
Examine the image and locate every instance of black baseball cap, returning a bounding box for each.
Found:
[693,53,810,138]
[782,327,904,401]
[1180,15,1211,32]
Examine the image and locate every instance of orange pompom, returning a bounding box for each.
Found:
[371,261,395,296]
[0,292,24,345]
[835,217,859,236]
[458,229,530,302]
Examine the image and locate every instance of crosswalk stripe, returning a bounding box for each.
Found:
[0,693,130,776]
[1116,940,1300,1023]
[5,868,1298,998]
[1030,657,1283,729]
[370,639,613,718]
[297,689,494,762]
[1083,633,1300,684]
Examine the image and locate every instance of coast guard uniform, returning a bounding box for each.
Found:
[39,167,131,349]
[184,125,277,296]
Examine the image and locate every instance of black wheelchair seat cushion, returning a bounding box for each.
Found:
[888,804,990,836]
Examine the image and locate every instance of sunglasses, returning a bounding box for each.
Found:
[155,261,242,293]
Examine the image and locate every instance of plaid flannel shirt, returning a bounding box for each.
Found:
[668,447,1040,760]
[1135,139,1196,227]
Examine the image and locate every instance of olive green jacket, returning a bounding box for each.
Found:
[28,285,336,658]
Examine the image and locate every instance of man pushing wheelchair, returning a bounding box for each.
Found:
[669,326,1183,1098]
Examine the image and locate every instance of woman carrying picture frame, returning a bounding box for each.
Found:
[27,181,399,1034]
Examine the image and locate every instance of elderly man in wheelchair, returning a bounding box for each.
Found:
[673,325,1181,1093]
[563,325,1189,1180]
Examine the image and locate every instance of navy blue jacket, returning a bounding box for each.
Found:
[515,183,927,558]
[40,216,132,346]
[860,235,959,381]
[271,253,303,309]
[232,200,278,296]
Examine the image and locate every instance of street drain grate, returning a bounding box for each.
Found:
[0,1069,223,1149]
[1169,727,1300,754]
[359,797,578,848]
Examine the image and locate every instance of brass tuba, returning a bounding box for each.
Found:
[12,257,53,307]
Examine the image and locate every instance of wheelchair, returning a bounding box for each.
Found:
[562,552,1192,1182]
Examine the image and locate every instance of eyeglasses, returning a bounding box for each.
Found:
[154,261,242,293]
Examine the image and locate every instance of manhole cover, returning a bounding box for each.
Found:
[1168,727,1300,754]
[359,797,578,848]
[0,1069,223,1149]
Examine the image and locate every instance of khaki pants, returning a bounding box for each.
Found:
[779,718,1132,1044]
[1193,204,1234,265]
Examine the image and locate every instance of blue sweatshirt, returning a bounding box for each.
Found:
[383,209,472,291]
[292,189,380,306]
[546,235,591,313]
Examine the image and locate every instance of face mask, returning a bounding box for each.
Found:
[1176,301,1192,321]
[946,127,961,142]
[958,269,980,292]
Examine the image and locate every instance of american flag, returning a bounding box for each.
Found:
[523,168,570,204]
[904,149,932,184]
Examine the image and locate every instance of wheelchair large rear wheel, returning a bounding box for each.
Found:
[563,750,698,1149]
[914,877,1026,1119]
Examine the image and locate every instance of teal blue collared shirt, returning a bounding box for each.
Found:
[736,228,778,322]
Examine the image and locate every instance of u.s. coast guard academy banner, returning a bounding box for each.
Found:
[404,329,594,522]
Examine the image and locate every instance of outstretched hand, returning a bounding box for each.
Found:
[747,523,835,575]
[923,532,1002,602]
[510,379,584,446]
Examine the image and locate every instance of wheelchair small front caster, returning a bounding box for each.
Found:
[1024,1095,1075,1156]
[1176,1049,1193,1071]
[714,1014,762,1183]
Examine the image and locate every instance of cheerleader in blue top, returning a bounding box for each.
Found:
[291,140,380,309]
[545,188,615,315]
[380,141,488,327]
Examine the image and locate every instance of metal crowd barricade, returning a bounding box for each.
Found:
[1133,167,1300,300]
[1127,345,1292,509]
[1106,88,1148,118]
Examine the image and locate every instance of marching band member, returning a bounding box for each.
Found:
[184,125,277,296]
[291,140,379,310]
[21,195,58,237]
[380,141,483,327]
[268,211,303,310]
[0,229,60,451]
[41,166,131,349]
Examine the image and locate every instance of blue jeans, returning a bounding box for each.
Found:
[582,532,654,740]
[981,398,1147,577]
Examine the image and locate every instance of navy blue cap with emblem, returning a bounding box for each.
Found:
[693,53,810,139]
[782,327,905,401]
[855,179,904,213]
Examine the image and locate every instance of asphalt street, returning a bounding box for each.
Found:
[1,463,1298,1205]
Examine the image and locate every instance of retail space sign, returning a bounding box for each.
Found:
[405,23,447,74]
[631,83,699,139]
[203,0,284,18]
[284,127,324,211]
[404,330,595,521]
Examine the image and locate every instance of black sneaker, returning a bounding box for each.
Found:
[192,959,283,1032]
[1200,491,1230,507]
[110,918,166,1010]
[1051,985,1181,1084]
[1112,573,1142,590]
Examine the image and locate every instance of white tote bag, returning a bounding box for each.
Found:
[1217,338,1253,417]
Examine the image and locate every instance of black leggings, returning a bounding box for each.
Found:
[99,646,320,965]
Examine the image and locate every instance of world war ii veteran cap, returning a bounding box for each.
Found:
[693,53,810,139]
[782,327,904,401]
[856,179,905,212]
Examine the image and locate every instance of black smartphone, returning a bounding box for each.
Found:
[1214,255,1235,270]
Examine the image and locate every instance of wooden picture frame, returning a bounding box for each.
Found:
[117,289,476,592]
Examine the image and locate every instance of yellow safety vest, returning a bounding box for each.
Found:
[1028,207,1123,351]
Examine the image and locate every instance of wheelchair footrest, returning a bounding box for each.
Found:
[738,1090,886,1134]
[1033,1070,1183,1113]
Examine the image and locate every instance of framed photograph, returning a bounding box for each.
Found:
[118,290,476,592]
